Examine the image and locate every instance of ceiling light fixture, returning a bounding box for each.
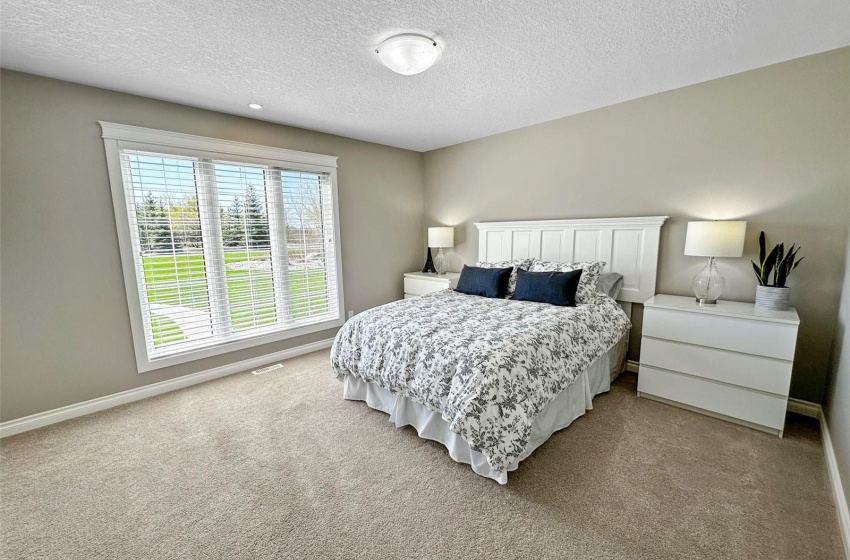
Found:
[375,34,442,75]
[248,103,263,110]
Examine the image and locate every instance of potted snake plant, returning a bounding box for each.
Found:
[751,231,804,311]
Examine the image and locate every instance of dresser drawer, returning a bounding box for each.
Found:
[643,307,798,360]
[403,277,448,296]
[640,338,792,395]
[638,365,787,430]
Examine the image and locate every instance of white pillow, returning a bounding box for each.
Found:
[475,259,535,298]
[529,260,607,303]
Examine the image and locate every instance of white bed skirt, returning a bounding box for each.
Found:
[342,336,628,484]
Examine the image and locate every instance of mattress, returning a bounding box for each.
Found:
[341,334,627,484]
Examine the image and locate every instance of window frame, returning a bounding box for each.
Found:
[101,122,345,373]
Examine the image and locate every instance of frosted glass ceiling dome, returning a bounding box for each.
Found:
[376,34,442,75]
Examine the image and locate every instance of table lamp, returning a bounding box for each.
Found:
[428,227,454,275]
[684,221,747,305]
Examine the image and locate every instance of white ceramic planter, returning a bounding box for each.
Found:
[755,286,791,311]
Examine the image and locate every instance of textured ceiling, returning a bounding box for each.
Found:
[2,1,849,151]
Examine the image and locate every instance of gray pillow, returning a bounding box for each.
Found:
[596,272,624,300]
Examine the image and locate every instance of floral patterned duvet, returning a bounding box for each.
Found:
[330,289,631,475]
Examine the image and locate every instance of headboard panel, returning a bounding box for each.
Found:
[475,216,668,303]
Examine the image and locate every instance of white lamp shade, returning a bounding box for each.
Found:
[376,34,442,75]
[428,227,454,248]
[684,221,747,257]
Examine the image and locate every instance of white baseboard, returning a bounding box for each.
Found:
[820,406,850,560]
[788,399,850,559]
[625,359,639,373]
[787,397,821,419]
[0,338,334,439]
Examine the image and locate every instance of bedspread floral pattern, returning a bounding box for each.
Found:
[331,290,630,475]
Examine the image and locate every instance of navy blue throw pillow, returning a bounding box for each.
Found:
[456,265,513,298]
[513,268,583,306]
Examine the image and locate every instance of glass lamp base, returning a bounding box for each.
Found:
[434,248,446,275]
[692,257,725,305]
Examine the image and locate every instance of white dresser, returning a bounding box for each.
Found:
[403,271,460,299]
[637,294,800,437]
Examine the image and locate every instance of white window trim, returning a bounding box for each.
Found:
[100,122,345,373]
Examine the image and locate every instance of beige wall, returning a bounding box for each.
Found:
[2,48,849,422]
[0,70,424,422]
[423,48,850,402]
[826,225,850,506]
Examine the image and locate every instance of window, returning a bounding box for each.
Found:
[101,123,344,372]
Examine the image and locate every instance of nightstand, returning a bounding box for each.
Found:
[637,294,800,437]
[403,271,460,299]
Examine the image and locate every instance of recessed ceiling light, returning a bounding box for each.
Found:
[375,34,442,75]
[248,103,263,110]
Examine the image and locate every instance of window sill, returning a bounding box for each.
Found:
[136,316,343,373]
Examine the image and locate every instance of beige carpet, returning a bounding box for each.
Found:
[1,350,844,560]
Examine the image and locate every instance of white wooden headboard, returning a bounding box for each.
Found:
[475,216,668,303]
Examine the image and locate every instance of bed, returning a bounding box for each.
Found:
[332,216,668,483]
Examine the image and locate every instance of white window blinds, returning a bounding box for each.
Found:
[102,123,343,372]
